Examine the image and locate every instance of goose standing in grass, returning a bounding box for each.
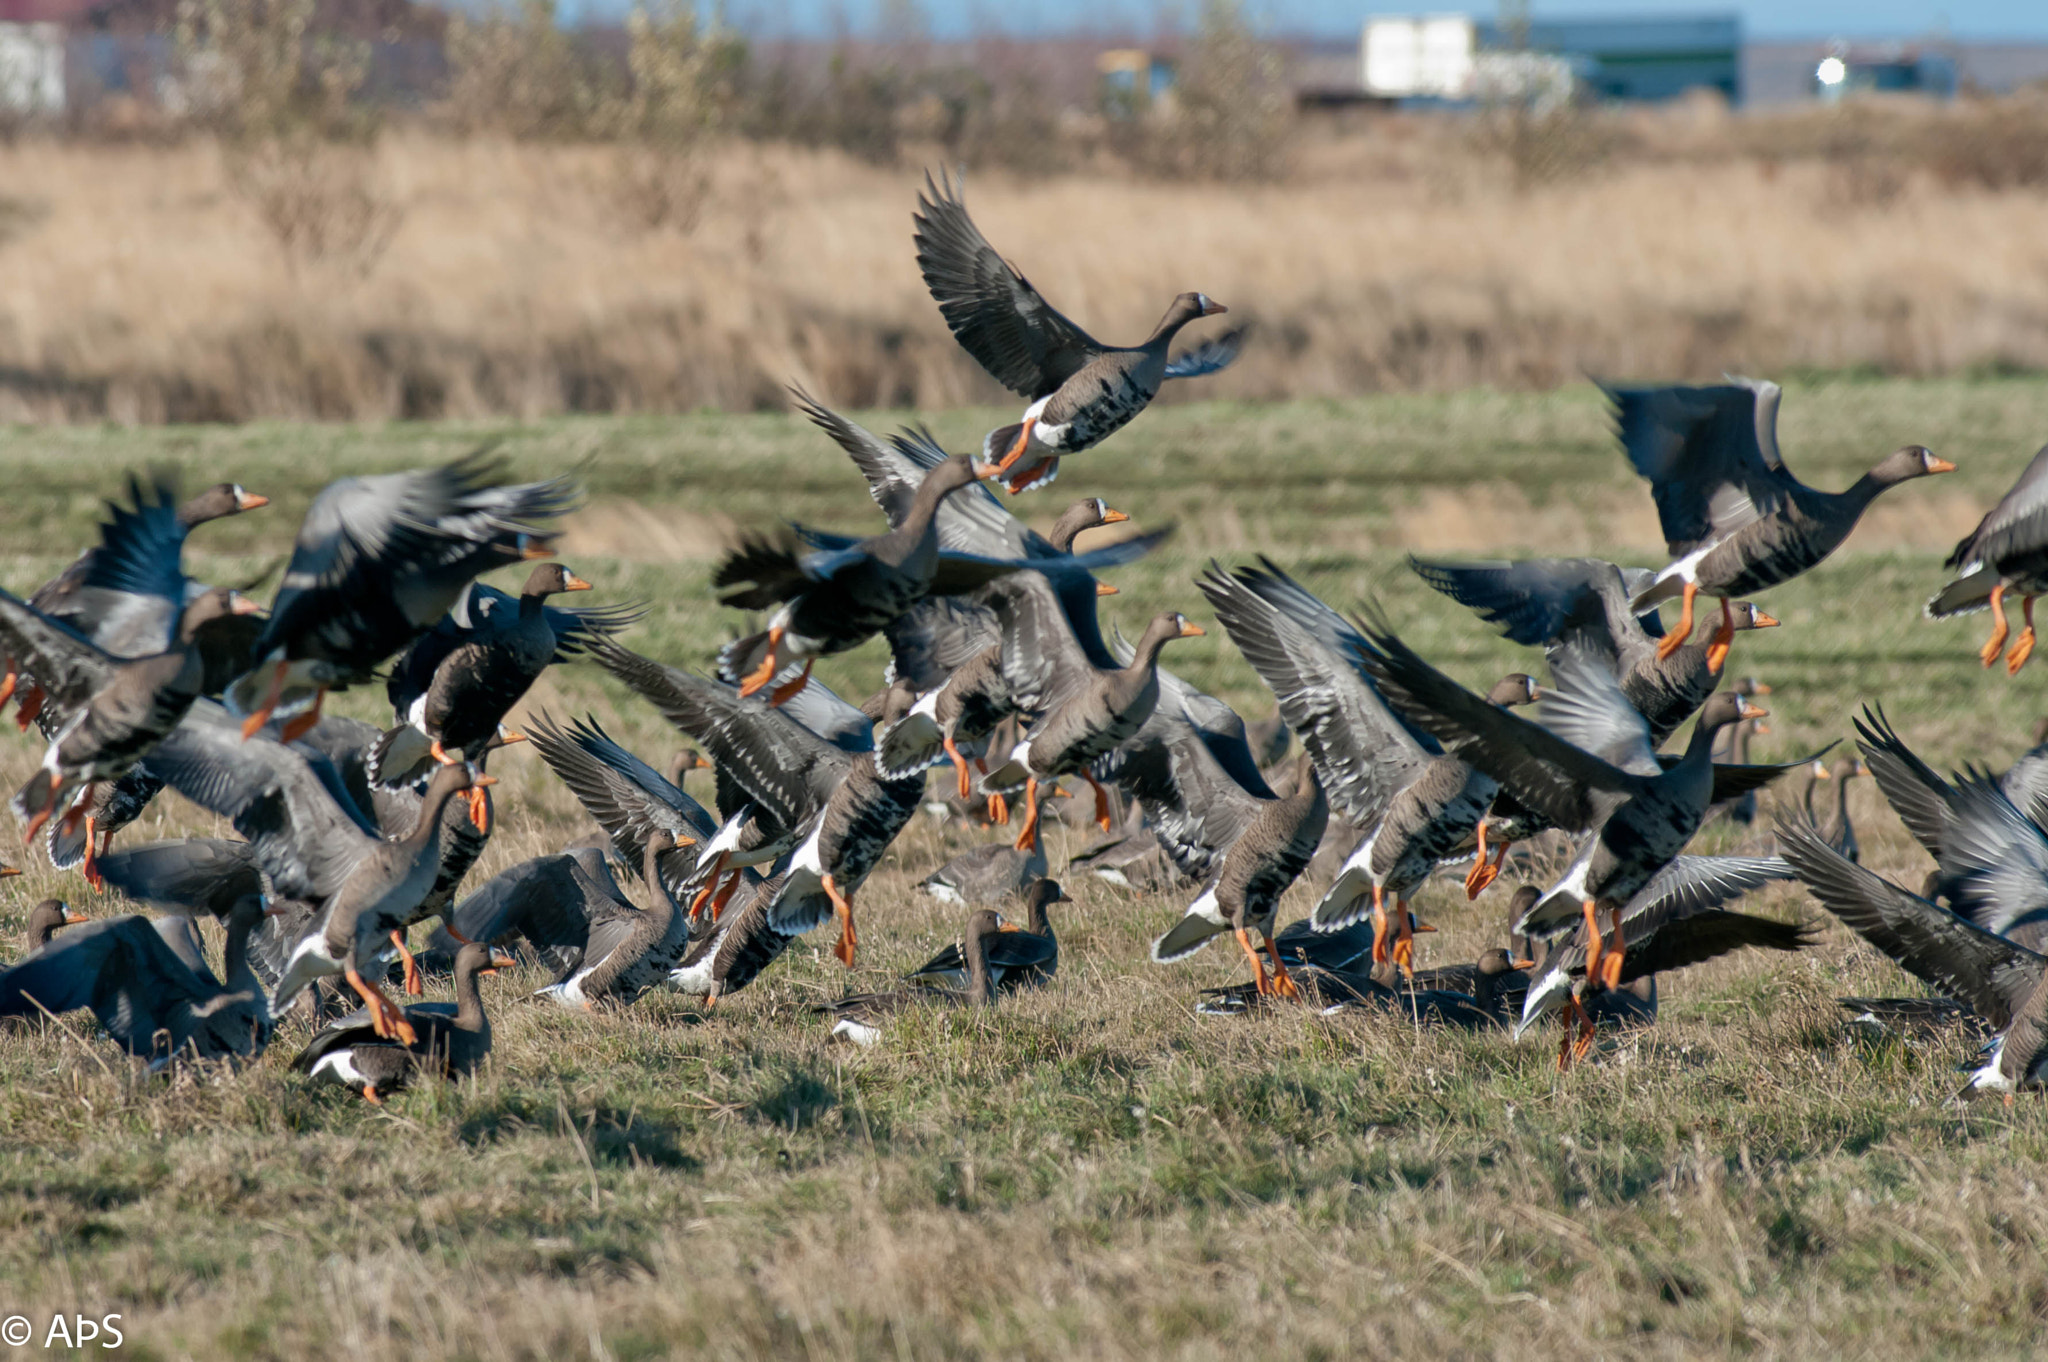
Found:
[228,453,578,741]
[979,598,1205,854]
[1803,756,1867,863]
[1605,378,1948,666]
[594,639,922,967]
[15,895,81,954]
[296,941,513,1103]
[817,907,1007,1046]
[143,701,492,1046]
[0,894,275,1065]
[907,877,1063,993]
[1780,821,2048,1100]
[913,170,1240,494]
[1409,556,1779,742]
[1355,613,1797,987]
[1197,559,1539,969]
[368,561,641,790]
[534,830,694,1010]
[1927,442,2048,673]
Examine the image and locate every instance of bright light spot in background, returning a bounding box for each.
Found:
[1816,56,1848,86]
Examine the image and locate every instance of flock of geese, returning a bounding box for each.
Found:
[5,172,2048,1104]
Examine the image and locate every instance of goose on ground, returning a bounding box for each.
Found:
[816,906,1007,1045]
[0,894,275,1066]
[921,838,1048,905]
[296,941,513,1103]
[907,877,1064,993]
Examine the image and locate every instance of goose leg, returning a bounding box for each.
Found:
[279,686,325,743]
[768,659,814,708]
[13,683,44,732]
[985,790,1009,826]
[824,872,857,968]
[736,625,785,699]
[1601,907,1627,989]
[429,739,459,766]
[1003,457,1058,496]
[2007,596,2038,676]
[1556,994,1584,1071]
[1580,899,1604,988]
[708,868,742,922]
[466,786,491,832]
[1703,597,1736,675]
[689,850,731,921]
[18,772,57,847]
[0,656,15,710]
[390,929,423,997]
[1011,777,1042,854]
[1572,1005,1598,1062]
[1655,582,1698,662]
[1369,883,1390,965]
[1391,899,1418,979]
[1464,820,1510,899]
[1234,927,1271,997]
[1261,929,1301,1000]
[1083,772,1114,833]
[81,815,103,891]
[991,416,1036,475]
[1980,585,2010,668]
[345,966,417,1047]
[240,659,290,739]
[945,734,972,800]
[361,1084,383,1105]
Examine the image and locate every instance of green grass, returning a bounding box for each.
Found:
[5,377,2048,1359]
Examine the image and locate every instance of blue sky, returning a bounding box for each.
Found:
[557,1,2048,41]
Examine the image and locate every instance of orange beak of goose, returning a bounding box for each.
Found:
[1101,508,1130,525]
[1096,582,1119,597]
[481,949,519,976]
[229,593,263,616]
[1927,457,1957,474]
[970,459,1003,481]
[1202,301,1229,316]
[235,491,270,511]
[1752,611,1779,628]
[1178,622,1206,638]
[0,865,20,878]
[1511,957,1537,971]
[521,536,558,561]
[563,574,594,592]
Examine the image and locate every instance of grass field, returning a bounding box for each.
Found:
[4,376,2048,1360]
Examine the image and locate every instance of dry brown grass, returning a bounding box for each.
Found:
[3,98,2048,423]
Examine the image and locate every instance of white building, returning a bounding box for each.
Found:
[0,21,64,115]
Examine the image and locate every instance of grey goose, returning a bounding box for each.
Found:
[228,452,577,742]
[1927,441,2048,674]
[914,169,1239,495]
[1606,378,1948,665]
[296,941,513,1103]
